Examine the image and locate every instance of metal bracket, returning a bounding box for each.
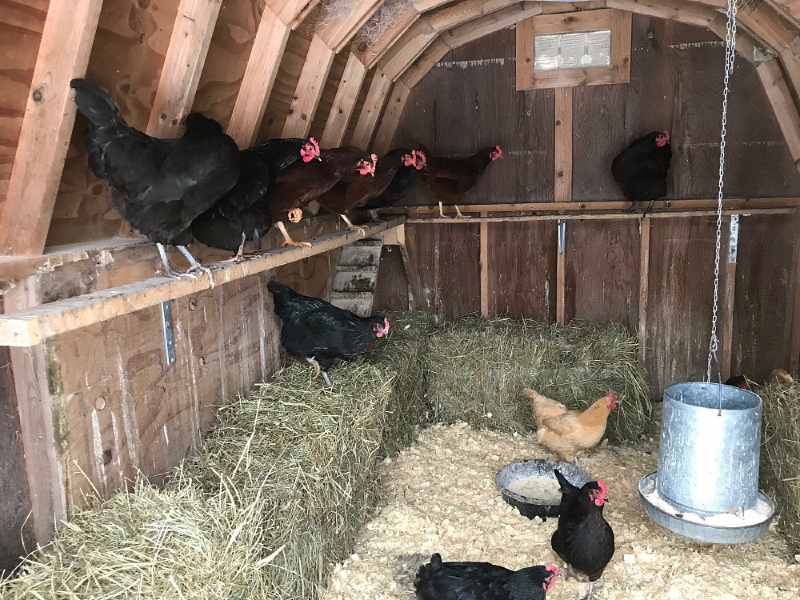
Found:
[728,215,740,264]
[558,219,566,254]
[160,300,176,365]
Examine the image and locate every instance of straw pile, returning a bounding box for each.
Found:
[759,380,800,554]
[425,318,655,444]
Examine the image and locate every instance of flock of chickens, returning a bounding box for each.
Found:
[71,79,673,290]
[67,78,683,600]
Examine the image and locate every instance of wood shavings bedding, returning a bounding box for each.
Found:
[323,423,800,600]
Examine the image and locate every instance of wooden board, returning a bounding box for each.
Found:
[0,0,104,256]
[0,0,48,206]
[406,223,481,320]
[645,217,724,396]
[44,272,281,510]
[372,81,411,154]
[350,69,392,149]
[373,245,411,312]
[309,50,351,142]
[564,219,640,329]
[319,53,368,147]
[488,221,557,320]
[282,34,336,138]
[731,215,798,381]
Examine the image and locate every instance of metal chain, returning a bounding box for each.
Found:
[707,0,738,383]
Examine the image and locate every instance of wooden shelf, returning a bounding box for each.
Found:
[0,217,404,347]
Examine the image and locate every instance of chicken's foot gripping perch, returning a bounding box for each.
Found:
[276,218,312,248]
[217,232,248,264]
[156,243,216,288]
[339,214,366,236]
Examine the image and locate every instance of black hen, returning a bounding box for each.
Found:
[414,553,558,600]
[267,280,390,386]
[551,470,614,600]
[611,130,672,215]
[70,79,240,284]
[724,374,751,390]
[363,149,427,220]
[190,138,320,261]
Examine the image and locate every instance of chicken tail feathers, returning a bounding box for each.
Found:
[413,553,443,591]
[267,280,297,318]
[70,79,124,129]
[554,469,581,496]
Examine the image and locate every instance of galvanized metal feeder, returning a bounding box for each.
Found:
[638,0,775,543]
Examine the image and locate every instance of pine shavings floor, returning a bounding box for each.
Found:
[323,423,799,600]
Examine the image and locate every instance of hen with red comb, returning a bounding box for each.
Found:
[551,470,614,600]
[611,130,672,216]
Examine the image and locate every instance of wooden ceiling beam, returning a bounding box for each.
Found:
[377,18,439,81]
[411,0,453,11]
[399,37,452,88]
[350,69,393,148]
[354,9,421,68]
[425,0,518,33]
[371,80,412,154]
[0,0,104,257]
[227,7,291,148]
[442,3,544,49]
[320,53,369,147]
[281,34,337,138]
[606,0,717,28]
[318,0,386,53]
[146,0,224,138]
[265,0,321,29]
[756,59,800,171]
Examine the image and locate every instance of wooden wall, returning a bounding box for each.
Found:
[375,16,800,394]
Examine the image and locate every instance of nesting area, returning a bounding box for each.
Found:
[322,424,799,600]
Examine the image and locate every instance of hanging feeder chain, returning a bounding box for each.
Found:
[707,0,738,384]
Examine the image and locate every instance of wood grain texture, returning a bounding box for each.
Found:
[554,87,573,202]
[406,223,480,320]
[309,50,350,141]
[350,69,392,149]
[565,219,640,329]
[282,34,335,138]
[353,8,419,69]
[373,245,411,312]
[319,53,368,147]
[488,221,557,321]
[224,5,291,148]
[372,81,411,154]
[732,215,797,381]
[0,0,104,256]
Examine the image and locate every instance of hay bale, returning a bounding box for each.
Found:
[759,381,800,554]
[425,318,655,444]
[0,481,274,599]
[365,311,433,456]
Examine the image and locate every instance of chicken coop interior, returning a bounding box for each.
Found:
[2,0,800,597]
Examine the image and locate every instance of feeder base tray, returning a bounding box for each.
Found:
[638,472,775,544]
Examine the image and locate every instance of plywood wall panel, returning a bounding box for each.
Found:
[488,221,557,321]
[373,245,410,313]
[731,215,797,381]
[406,223,481,320]
[565,219,640,329]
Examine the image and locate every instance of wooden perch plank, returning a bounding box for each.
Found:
[354,9,420,68]
[0,218,405,347]
[371,80,411,155]
[426,0,516,32]
[0,0,104,257]
[146,0,224,138]
[318,0,384,53]
[227,7,290,148]
[350,69,392,148]
[378,18,438,81]
[756,59,800,169]
[606,0,717,28]
[282,34,336,138]
[265,0,321,29]
[400,37,452,89]
[320,53,368,148]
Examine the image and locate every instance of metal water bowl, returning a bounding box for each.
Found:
[495,459,591,520]
[639,381,775,543]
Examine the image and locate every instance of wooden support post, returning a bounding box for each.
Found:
[0,0,104,256]
[383,224,417,309]
[121,0,224,237]
[790,211,800,376]
[480,212,489,317]
[227,7,291,148]
[638,217,652,363]
[350,69,392,149]
[720,216,738,382]
[320,53,368,148]
[282,34,336,138]
[554,87,573,202]
[377,19,438,81]
[4,280,66,545]
[371,81,411,154]
[756,59,800,172]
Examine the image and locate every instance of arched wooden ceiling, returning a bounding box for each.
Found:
[3,0,800,256]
